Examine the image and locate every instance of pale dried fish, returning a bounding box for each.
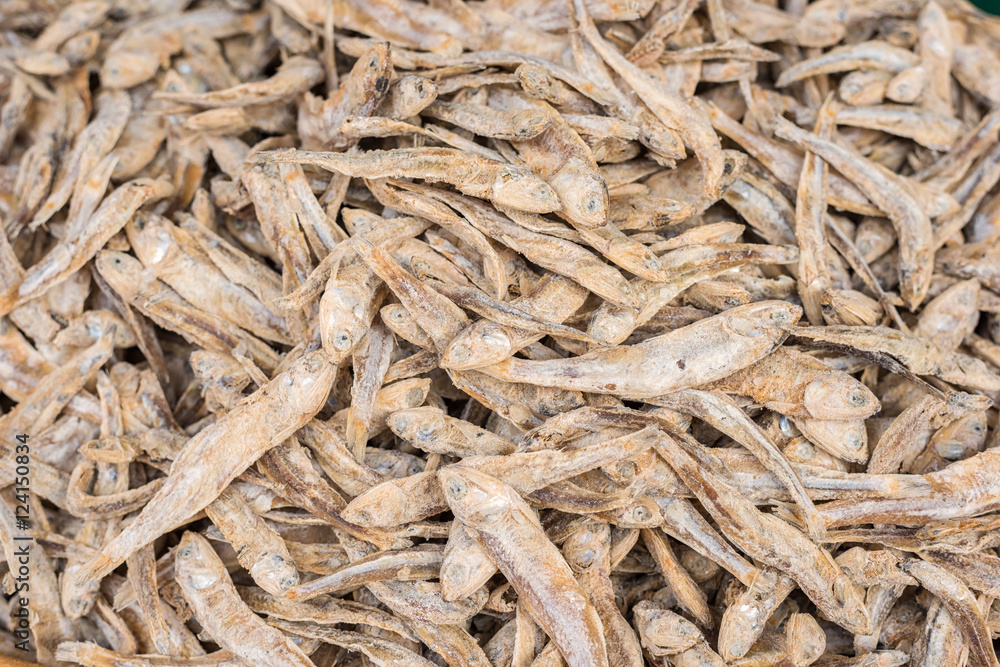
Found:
[258,147,562,213]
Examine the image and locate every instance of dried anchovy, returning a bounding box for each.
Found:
[1,1,1000,666]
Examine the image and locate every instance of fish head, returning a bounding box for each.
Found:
[510,109,552,139]
[726,301,803,340]
[249,553,300,595]
[387,407,447,447]
[562,520,610,573]
[352,42,393,97]
[803,376,880,419]
[633,600,702,653]
[394,76,438,112]
[550,160,609,228]
[515,64,556,99]
[439,560,480,601]
[126,212,176,266]
[797,417,869,463]
[391,80,438,118]
[283,350,333,395]
[175,532,225,592]
[440,326,513,370]
[933,412,988,460]
[342,483,410,528]
[439,466,511,526]
[321,287,369,354]
[493,169,561,214]
[619,497,663,527]
[101,51,160,88]
[587,307,635,347]
[380,303,421,339]
[95,250,153,299]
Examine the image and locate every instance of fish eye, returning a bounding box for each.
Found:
[178,546,193,558]
[771,308,792,323]
[614,460,637,480]
[574,548,597,568]
[849,390,867,406]
[331,330,352,350]
[633,506,651,522]
[446,478,467,499]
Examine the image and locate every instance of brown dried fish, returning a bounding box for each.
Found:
[259,147,562,213]
[76,349,337,583]
[481,301,800,398]
[5,2,1000,664]
[442,465,610,667]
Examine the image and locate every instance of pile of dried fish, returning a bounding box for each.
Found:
[4,0,1000,664]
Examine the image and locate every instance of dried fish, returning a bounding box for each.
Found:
[633,600,725,666]
[707,347,880,421]
[156,56,324,108]
[442,466,609,667]
[3,2,998,664]
[1,178,173,316]
[342,426,660,528]
[75,349,336,583]
[654,432,872,635]
[173,531,314,667]
[772,115,934,309]
[204,486,299,596]
[481,301,800,398]
[259,147,562,213]
[899,559,999,667]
